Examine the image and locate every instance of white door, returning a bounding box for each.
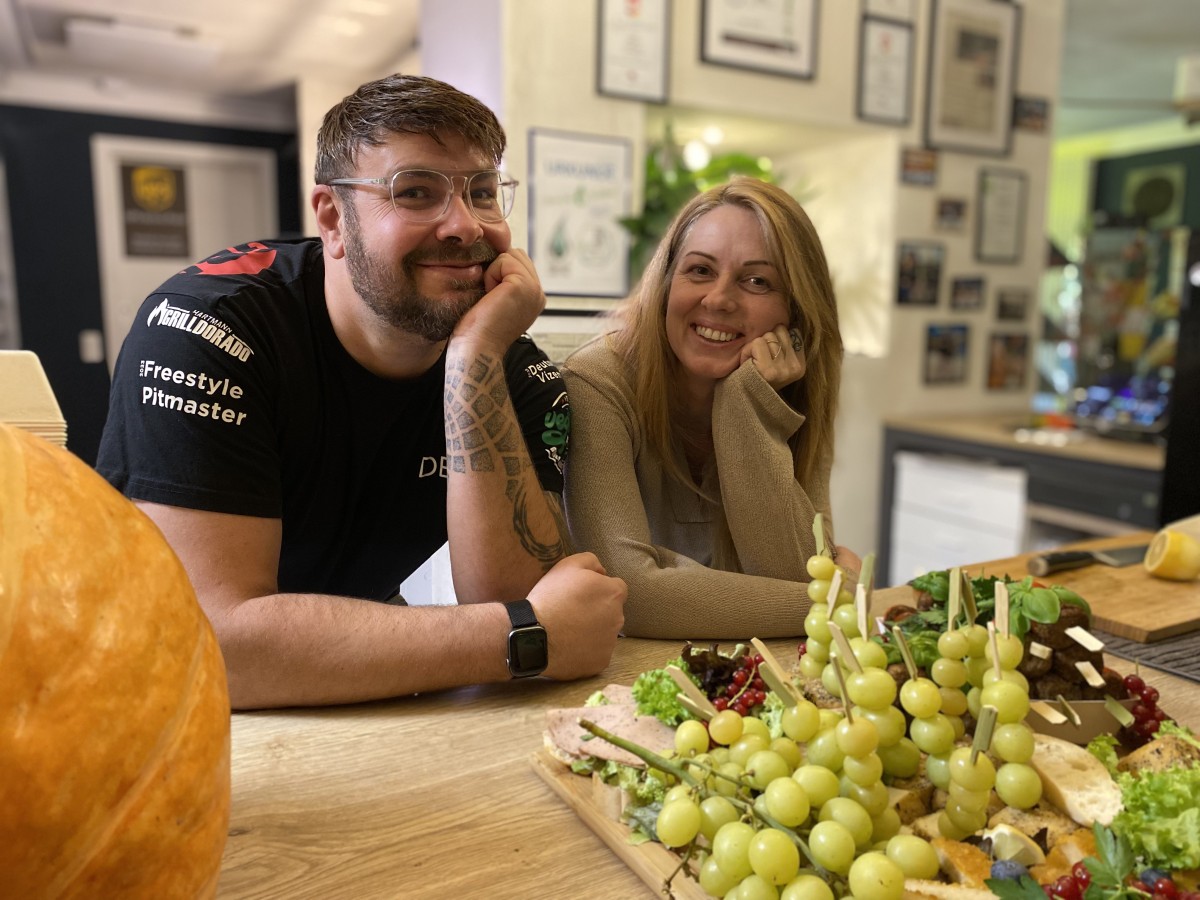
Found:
[90,135,278,372]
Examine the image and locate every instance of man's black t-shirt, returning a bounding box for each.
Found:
[96,238,570,601]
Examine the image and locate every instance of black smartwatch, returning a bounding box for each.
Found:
[504,599,548,678]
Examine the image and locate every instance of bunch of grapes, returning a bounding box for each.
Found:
[1120,673,1169,747]
[712,653,770,717]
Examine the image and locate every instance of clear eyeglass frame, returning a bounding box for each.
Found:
[325,168,518,223]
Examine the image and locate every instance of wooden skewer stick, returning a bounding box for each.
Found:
[855,583,870,640]
[750,638,802,705]
[828,569,844,608]
[666,665,717,719]
[960,570,979,625]
[987,620,1003,679]
[831,660,854,723]
[891,625,919,681]
[859,552,876,607]
[994,581,1011,639]
[827,622,863,674]
[813,513,828,558]
[971,705,998,764]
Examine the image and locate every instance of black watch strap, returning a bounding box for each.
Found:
[505,598,538,628]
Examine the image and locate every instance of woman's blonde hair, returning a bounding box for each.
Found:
[611,176,842,490]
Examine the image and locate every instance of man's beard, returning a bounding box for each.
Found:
[343,213,497,343]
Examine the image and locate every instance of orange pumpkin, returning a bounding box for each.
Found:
[0,423,231,898]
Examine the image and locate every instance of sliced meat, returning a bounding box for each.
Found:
[544,704,676,767]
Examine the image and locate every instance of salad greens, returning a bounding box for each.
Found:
[630,657,697,726]
[1081,824,1149,900]
[905,570,1092,639]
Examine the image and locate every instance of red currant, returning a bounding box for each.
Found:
[1152,879,1177,899]
[1071,862,1091,888]
[1142,686,1160,705]
[1048,875,1083,900]
[1124,674,1146,694]
[713,697,729,712]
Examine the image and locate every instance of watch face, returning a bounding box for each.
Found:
[508,626,547,677]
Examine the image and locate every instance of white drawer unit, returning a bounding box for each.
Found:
[889,451,1028,585]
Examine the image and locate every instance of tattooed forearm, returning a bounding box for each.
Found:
[445,353,563,569]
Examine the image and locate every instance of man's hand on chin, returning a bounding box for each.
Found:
[451,249,546,353]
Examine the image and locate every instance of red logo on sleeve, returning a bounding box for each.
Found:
[187,242,277,276]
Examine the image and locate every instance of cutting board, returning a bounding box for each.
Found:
[876,535,1200,643]
[530,749,708,900]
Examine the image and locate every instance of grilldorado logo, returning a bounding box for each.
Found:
[146,299,254,362]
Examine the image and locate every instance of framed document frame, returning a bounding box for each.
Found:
[975,167,1026,264]
[925,0,1020,156]
[701,0,818,80]
[596,0,670,103]
[856,15,914,125]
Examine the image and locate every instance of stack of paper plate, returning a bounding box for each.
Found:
[0,351,67,448]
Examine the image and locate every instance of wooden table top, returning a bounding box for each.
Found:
[217,549,1200,899]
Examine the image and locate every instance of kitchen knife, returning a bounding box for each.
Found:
[1028,544,1150,577]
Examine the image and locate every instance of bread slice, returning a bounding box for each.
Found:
[904,880,998,900]
[931,837,992,888]
[1029,733,1123,826]
[1118,734,1200,775]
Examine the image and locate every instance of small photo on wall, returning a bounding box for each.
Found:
[897,241,944,305]
[950,276,985,310]
[924,323,969,385]
[987,332,1030,390]
[935,197,967,231]
[996,287,1031,321]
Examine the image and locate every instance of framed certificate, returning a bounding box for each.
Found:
[700,0,818,80]
[856,16,913,126]
[975,167,1026,264]
[596,0,670,103]
[527,129,632,298]
[925,0,1020,156]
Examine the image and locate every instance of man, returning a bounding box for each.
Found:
[97,74,626,709]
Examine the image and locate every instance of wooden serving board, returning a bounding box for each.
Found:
[530,749,708,900]
[877,536,1200,643]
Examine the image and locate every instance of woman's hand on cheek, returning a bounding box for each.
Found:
[744,324,806,390]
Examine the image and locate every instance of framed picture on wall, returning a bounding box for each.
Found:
[924,323,969,385]
[924,0,1020,156]
[900,147,938,186]
[596,0,670,103]
[856,15,914,125]
[950,275,985,310]
[996,286,1030,321]
[897,241,944,305]
[527,129,632,298]
[935,197,967,231]
[986,332,1029,390]
[976,167,1026,263]
[700,0,818,80]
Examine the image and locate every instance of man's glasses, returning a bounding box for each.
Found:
[325,169,518,223]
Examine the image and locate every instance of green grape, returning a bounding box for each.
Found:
[699,794,741,841]
[850,638,889,671]
[930,657,968,688]
[742,716,771,742]
[675,718,710,757]
[730,733,771,767]
[899,678,941,718]
[793,764,840,808]
[805,638,831,664]
[982,667,1029,691]
[715,761,744,797]
[656,798,701,847]
[782,700,821,742]
[948,747,996,791]
[711,746,731,765]
[700,853,742,898]
[799,654,825,679]
[842,751,883,787]
[746,749,791,790]
[807,578,831,605]
[990,722,1035,763]
[808,819,856,876]
[833,588,856,607]
[804,728,845,772]
[782,873,835,900]
[749,827,801,885]
[966,685,983,719]
[664,783,693,805]
[925,751,952,790]
[805,606,832,644]
[836,716,880,758]
[877,737,921,778]
[995,761,1043,809]
[771,736,803,771]
[842,778,889,818]
[713,821,756,880]
[709,709,745,746]
[947,714,966,740]
[937,630,969,660]
[944,800,988,834]
[831,604,861,637]
[849,851,906,900]
[819,796,873,847]
[947,779,990,812]
[856,705,906,747]
[818,709,843,730]
[937,810,970,840]
[754,792,771,821]
[738,873,782,900]
[979,681,1030,724]
[807,555,837,581]
[985,632,1024,669]
[765,776,811,827]
[847,667,898,709]
[871,807,902,843]
[821,661,844,699]
[909,713,955,755]
[963,624,989,657]
[938,686,968,717]
[886,834,939,879]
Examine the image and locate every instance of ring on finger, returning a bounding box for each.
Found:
[765,338,781,360]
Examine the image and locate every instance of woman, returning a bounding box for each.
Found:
[562,177,858,639]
